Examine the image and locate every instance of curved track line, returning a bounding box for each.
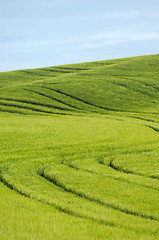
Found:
[42,86,120,112]
[0,102,54,114]
[0,97,73,111]
[109,160,159,180]
[42,86,159,115]
[25,89,86,112]
[41,166,159,222]
[68,161,159,192]
[106,80,157,101]
[0,169,134,231]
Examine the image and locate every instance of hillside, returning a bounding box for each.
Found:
[0,54,159,240]
[0,54,159,116]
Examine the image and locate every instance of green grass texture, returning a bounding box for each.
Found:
[0,54,159,240]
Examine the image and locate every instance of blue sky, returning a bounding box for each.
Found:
[0,0,159,72]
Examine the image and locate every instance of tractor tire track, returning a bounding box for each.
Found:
[0,168,135,231]
[109,160,159,180]
[41,166,159,222]
[67,161,159,192]
[25,88,86,112]
[42,86,120,112]
[0,97,75,112]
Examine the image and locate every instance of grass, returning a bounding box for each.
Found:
[0,54,159,239]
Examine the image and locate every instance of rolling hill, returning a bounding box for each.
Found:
[0,54,159,240]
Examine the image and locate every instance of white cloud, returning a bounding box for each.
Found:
[81,40,120,49]
[104,11,140,20]
[92,32,159,41]
[1,31,159,50]
[80,32,159,49]
[0,39,72,48]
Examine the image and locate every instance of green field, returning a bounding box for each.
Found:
[0,54,159,239]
